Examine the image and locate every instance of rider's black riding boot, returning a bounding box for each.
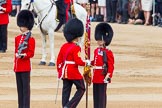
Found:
[55,0,66,24]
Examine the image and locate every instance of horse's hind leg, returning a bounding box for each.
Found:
[48,30,55,66]
[39,33,47,65]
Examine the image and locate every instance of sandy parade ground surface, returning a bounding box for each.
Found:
[0,16,162,108]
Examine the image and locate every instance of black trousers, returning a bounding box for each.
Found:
[106,0,118,22]
[117,0,129,22]
[16,72,30,108]
[155,3,162,15]
[55,0,66,24]
[62,79,85,108]
[93,83,107,108]
[0,24,8,51]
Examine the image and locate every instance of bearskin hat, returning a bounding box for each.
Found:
[17,10,34,30]
[63,18,84,42]
[95,23,114,46]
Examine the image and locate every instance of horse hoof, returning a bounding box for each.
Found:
[39,61,46,65]
[48,62,55,66]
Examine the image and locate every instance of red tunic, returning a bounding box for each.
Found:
[14,35,35,72]
[57,42,86,79]
[64,0,73,3]
[91,47,114,83]
[0,0,12,25]
[64,0,73,21]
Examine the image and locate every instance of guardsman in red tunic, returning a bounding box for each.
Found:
[14,10,35,108]
[0,0,12,53]
[91,23,114,108]
[57,18,90,108]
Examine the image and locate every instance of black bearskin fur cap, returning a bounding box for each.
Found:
[17,10,34,30]
[63,18,84,42]
[95,23,113,46]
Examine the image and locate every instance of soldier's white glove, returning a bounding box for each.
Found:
[103,78,111,83]
[0,6,3,11]
[0,6,4,11]
[103,73,111,83]
[85,60,91,66]
[16,53,26,59]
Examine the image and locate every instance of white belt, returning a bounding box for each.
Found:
[65,61,75,64]
[93,66,103,69]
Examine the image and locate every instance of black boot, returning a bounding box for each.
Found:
[9,9,17,17]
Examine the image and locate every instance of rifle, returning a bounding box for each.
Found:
[102,50,108,75]
[102,50,111,83]
[17,32,31,55]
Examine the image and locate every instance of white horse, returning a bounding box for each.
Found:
[21,0,87,66]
